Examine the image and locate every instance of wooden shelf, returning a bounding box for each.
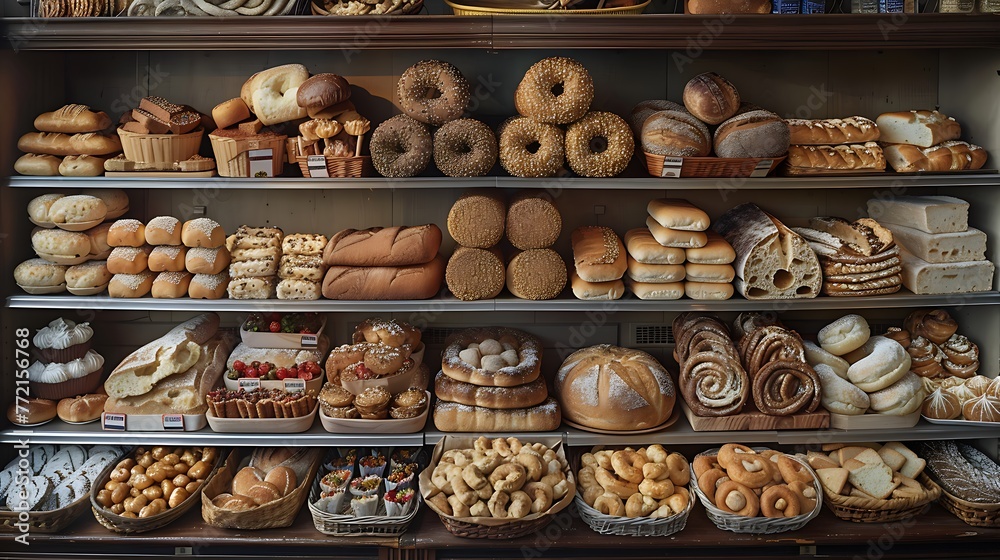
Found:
[2,14,999,51]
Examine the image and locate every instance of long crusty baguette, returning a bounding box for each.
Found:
[322,224,442,267]
[17,131,122,156]
[785,117,880,145]
[34,105,112,134]
[321,255,444,300]
[884,141,988,173]
[786,143,886,171]
[104,313,220,399]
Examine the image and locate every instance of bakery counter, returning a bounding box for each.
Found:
[401,503,1000,558]
[4,294,492,312]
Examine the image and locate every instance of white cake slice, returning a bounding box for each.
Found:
[899,246,994,294]
[885,223,987,263]
[866,195,968,234]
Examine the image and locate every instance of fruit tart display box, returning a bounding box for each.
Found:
[680,400,830,431]
[240,315,327,349]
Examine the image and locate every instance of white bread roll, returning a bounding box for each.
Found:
[149,245,188,272]
[87,223,113,258]
[32,228,91,259]
[624,228,685,265]
[818,314,870,356]
[570,271,623,300]
[685,231,735,264]
[684,263,735,283]
[868,371,923,415]
[48,195,107,225]
[108,271,155,298]
[14,258,67,287]
[684,281,734,300]
[645,216,707,249]
[108,220,146,247]
[647,199,710,232]
[627,279,683,300]
[182,218,225,248]
[59,155,106,177]
[186,246,231,275]
[81,189,129,216]
[227,276,277,300]
[190,273,229,299]
[815,363,869,415]
[15,154,61,176]
[145,216,182,246]
[152,271,193,298]
[626,256,685,283]
[66,261,111,289]
[56,393,108,423]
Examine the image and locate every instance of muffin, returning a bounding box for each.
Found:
[33,318,94,363]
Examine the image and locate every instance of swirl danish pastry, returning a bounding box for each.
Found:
[738,322,821,416]
[672,313,749,417]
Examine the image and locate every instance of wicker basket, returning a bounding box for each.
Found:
[30,367,103,400]
[294,154,371,178]
[90,447,225,534]
[419,436,577,539]
[575,483,695,537]
[209,133,287,178]
[935,480,1000,527]
[306,478,420,536]
[821,473,941,523]
[201,448,322,530]
[445,0,647,15]
[692,448,823,534]
[311,0,422,14]
[118,127,203,164]
[644,152,785,178]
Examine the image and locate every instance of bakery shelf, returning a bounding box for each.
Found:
[775,418,1000,445]
[0,422,425,446]
[564,415,780,447]
[6,172,1000,191]
[423,428,569,445]
[4,294,493,312]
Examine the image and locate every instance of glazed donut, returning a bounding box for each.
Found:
[642,462,670,481]
[760,484,801,518]
[717,444,755,470]
[665,453,691,486]
[594,492,625,516]
[638,477,675,500]
[515,57,594,125]
[489,463,526,492]
[625,492,659,518]
[369,114,432,178]
[523,481,554,513]
[611,450,645,484]
[846,335,911,392]
[776,455,813,484]
[514,452,544,483]
[498,116,565,178]
[787,480,818,513]
[564,111,634,178]
[397,60,470,126]
[447,494,472,517]
[595,467,639,499]
[727,455,775,489]
[462,464,489,490]
[472,450,502,474]
[714,481,760,517]
[433,119,497,177]
[697,468,729,498]
[904,309,958,346]
[645,444,668,464]
[693,455,720,480]
[818,314,871,356]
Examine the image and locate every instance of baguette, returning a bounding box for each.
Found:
[18,132,122,156]
[884,141,987,173]
[34,104,112,134]
[785,143,886,171]
[322,225,442,267]
[321,255,445,300]
[785,117,880,145]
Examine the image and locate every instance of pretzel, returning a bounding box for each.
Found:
[594,466,638,499]
[714,480,760,517]
[760,484,801,518]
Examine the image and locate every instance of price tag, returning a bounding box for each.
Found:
[659,157,684,178]
[306,155,330,178]
[283,378,306,393]
[162,414,185,431]
[238,378,261,391]
[248,148,274,178]
[300,334,318,348]
[750,159,774,178]
[102,413,126,431]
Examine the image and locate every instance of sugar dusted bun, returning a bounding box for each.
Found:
[108,219,145,248]
[182,218,225,248]
[145,216,182,246]
[107,245,152,275]
[109,271,155,298]
[189,272,229,299]
[186,246,231,275]
[152,271,193,298]
[148,245,187,272]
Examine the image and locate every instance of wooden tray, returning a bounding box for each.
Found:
[680,401,829,431]
[563,407,680,435]
[829,409,920,430]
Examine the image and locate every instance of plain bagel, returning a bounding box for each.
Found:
[846,335,911,392]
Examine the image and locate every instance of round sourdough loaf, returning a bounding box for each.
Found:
[641,110,711,157]
[713,109,790,159]
[682,72,741,125]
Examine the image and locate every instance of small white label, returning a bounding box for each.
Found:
[102,413,126,431]
[248,148,274,178]
[660,157,684,178]
[162,414,185,431]
[238,378,261,391]
[306,155,330,178]
[750,159,774,178]
[300,334,318,348]
[283,378,306,393]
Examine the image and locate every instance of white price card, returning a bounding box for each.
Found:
[248,148,274,178]
[660,157,684,178]
[162,414,185,431]
[102,413,126,431]
[300,334,318,348]
[238,377,261,391]
[306,155,330,178]
[283,378,306,393]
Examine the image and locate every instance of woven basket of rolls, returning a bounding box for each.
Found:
[574,446,695,537]
[419,436,576,539]
[692,445,822,534]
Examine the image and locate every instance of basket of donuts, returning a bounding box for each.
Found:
[634,73,788,179]
[920,441,1000,527]
[419,436,575,539]
[308,448,422,536]
[444,0,648,16]
[807,442,940,523]
[202,447,322,530]
[311,0,422,15]
[290,74,373,178]
[575,446,695,537]
[91,446,222,534]
[0,445,125,534]
[691,445,822,534]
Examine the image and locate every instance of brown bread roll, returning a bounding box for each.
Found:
[713,110,790,159]
[447,192,505,248]
[57,393,108,423]
[186,246,231,275]
[682,72,741,125]
[108,271,155,298]
[108,220,146,247]
[506,192,562,250]
[506,248,567,301]
[148,245,188,272]
[15,154,62,176]
[571,226,626,282]
[152,271,193,298]
[189,273,230,300]
[107,245,152,275]
[446,247,505,301]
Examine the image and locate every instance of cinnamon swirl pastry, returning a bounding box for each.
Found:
[941,334,980,378]
[906,336,946,378]
[740,326,808,377]
[904,309,958,346]
[883,327,911,348]
[752,360,822,416]
[674,314,749,417]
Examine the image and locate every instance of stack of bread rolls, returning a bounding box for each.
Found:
[182,218,230,300]
[783,116,886,174]
[227,225,283,299]
[322,224,444,300]
[876,110,987,173]
[792,216,902,297]
[15,105,120,177]
[446,193,507,301]
[434,327,561,432]
[570,226,626,300]
[276,233,327,300]
[106,217,154,298]
[505,192,567,301]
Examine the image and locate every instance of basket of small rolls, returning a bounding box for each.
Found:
[202,447,322,530]
[575,445,695,537]
[90,446,222,534]
[419,436,575,539]
[692,444,822,534]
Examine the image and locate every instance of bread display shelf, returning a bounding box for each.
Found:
[679,401,830,432]
[3,14,1000,51]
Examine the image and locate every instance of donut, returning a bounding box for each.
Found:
[760,484,801,518]
[625,492,659,518]
[726,454,774,489]
[498,116,565,178]
[611,450,645,484]
[397,60,470,126]
[693,454,721,480]
[369,114,432,178]
[697,468,729,498]
[433,119,497,177]
[642,462,669,481]
[564,111,634,178]
[717,444,755,470]
[776,455,813,484]
[665,453,691,486]
[593,492,625,516]
[714,480,759,517]
[645,444,668,464]
[515,57,594,125]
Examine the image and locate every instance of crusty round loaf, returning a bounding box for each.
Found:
[152,271,193,299]
[432,398,561,432]
[189,272,230,299]
[641,110,712,157]
[506,248,567,301]
[232,467,266,497]
[683,72,741,125]
[445,246,505,301]
[182,218,225,248]
[186,246,231,275]
[66,260,111,289]
[713,109,790,158]
[32,228,91,258]
[148,245,187,272]
[57,393,107,423]
[555,344,676,431]
[108,271,155,298]
[107,245,152,275]
[447,192,505,248]
[145,216,182,246]
[108,219,145,248]
[441,327,542,387]
[14,258,67,287]
[506,192,562,250]
[434,370,548,409]
[628,99,687,136]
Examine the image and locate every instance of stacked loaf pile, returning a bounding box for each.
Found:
[877,110,987,173]
[106,217,154,298]
[226,225,283,299]
[370,60,496,178]
[805,314,922,417]
[867,195,994,295]
[0,445,123,513]
[26,318,105,400]
[569,226,626,300]
[322,224,444,300]
[15,104,120,177]
[446,193,507,301]
[501,57,632,178]
[807,442,931,503]
[505,192,567,301]
[211,448,311,513]
[578,446,691,519]
[714,203,822,299]
[672,314,749,417]
[792,216,902,297]
[783,116,886,174]
[276,233,327,300]
[103,313,237,418]
[434,327,561,432]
